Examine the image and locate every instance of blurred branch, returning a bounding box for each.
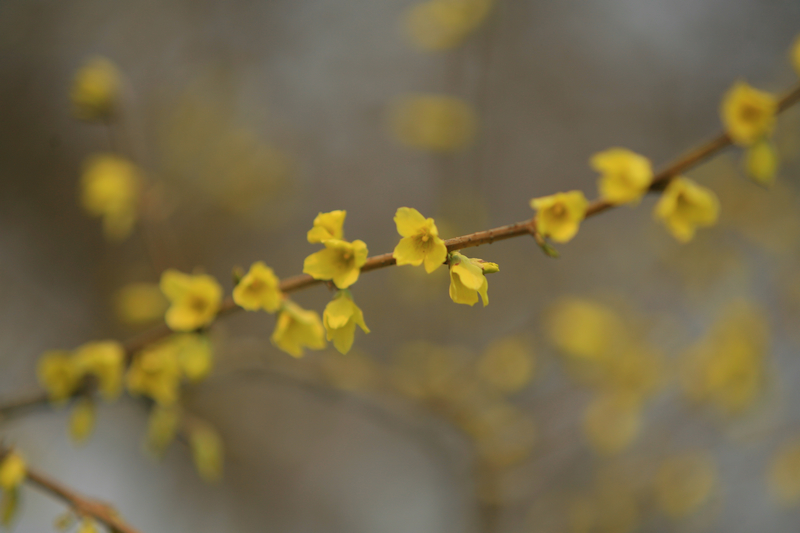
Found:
[0,448,143,533]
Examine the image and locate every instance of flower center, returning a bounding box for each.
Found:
[189,296,208,314]
[421,234,430,243]
[342,252,352,261]
[739,103,761,123]
[551,203,566,217]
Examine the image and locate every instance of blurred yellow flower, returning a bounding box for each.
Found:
[546,297,626,360]
[793,36,800,75]
[0,452,25,491]
[233,261,282,312]
[73,341,125,402]
[173,334,213,383]
[476,337,535,393]
[70,57,121,121]
[80,154,140,241]
[448,252,497,306]
[591,148,653,205]
[160,269,222,332]
[654,177,719,243]
[146,405,181,456]
[77,519,100,533]
[126,342,182,406]
[721,81,777,146]
[745,139,778,187]
[37,351,81,403]
[530,190,588,243]
[69,398,96,444]
[271,300,326,357]
[390,94,477,152]
[307,210,346,243]
[655,453,716,518]
[583,392,641,455]
[392,207,448,273]
[323,292,370,355]
[189,421,223,482]
[114,282,168,325]
[404,0,495,51]
[303,239,368,289]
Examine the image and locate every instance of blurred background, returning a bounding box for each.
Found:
[1,0,800,532]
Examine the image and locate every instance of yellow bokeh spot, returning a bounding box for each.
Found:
[390,94,477,152]
[114,282,168,325]
[189,422,223,482]
[68,398,96,444]
[404,0,495,51]
[476,337,534,393]
[71,57,121,121]
[73,341,125,402]
[126,341,183,406]
[583,392,641,455]
[80,154,141,242]
[0,452,26,491]
[546,297,627,360]
[146,405,182,456]
[655,452,716,518]
[744,139,779,187]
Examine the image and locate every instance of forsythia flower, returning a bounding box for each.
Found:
[654,177,720,243]
[392,207,448,273]
[390,94,477,152]
[404,0,495,51]
[189,422,224,482]
[70,57,121,120]
[114,282,168,325]
[792,36,800,76]
[745,139,778,187]
[591,148,653,205]
[323,292,370,354]
[80,154,141,241]
[448,251,498,306]
[37,351,81,403]
[233,261,282,312]
[271,301,326,357]
[173,334,214,383]
[655,453,716,518]
[77,519,100,533]
[720,81,777,146]
[126,342,182,405]
[69,398,96,444]
[0,452,26,491]
[73,341,125,401]
[530,190,589,243]
[303,239,368,289]
[146,405,181,456]
[160,269,222,331]
[307,210,346,243]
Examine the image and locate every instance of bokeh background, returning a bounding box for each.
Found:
[1,1,800,532]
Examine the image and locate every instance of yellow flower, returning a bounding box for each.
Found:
[769,437,800,505]
[303,239,368,289]
[233,261,282,312]
[792,36,800,76]
[404,0,495,51]
[37,351,81,403]
[392,207,448,273]
[745,139,778,187]
[307,210,346,243]
[160,269,222,331]
[173,334,213,382]
[654,177,719,243]
[530,190,589,243]
[77,519,100,533]
[389,94,477,152]
[583,392,641,455]
[655,453,716,518]
[323,292,370,354]
[591,148,653,205]
[70,57,121,121]
[69,398,96,444]
[189,422,223,482]
[126,342,182,405]
[0,452,26,491]
[546,297,627,361]
[477,337,535,393]
[80,154,140,241]
[448,251,498,306]
[114,282,168,325]
[146,405,181,456]
[271,301,326,357]
[73,341,125,402]
[720,81,777,146]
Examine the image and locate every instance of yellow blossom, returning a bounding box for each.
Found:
[792,36,800,76]
[654,177,720,243]
[37,351,81,403]
[126,342,182,405]
[404,0,495,51]
[655,453,716,518]
[77,519,100,533]
[530,190,588,243]
[69,398,96,444]
[146,405,181,456]
[392,207,448,273]
[745,139,778,187]
[233,261,282,312]
[323,292,370,354]
[721,81,777,146]
[173,334,213,382]
[189,422,223,482]
[303,239,368,289]
[476,337,535,393]
[448,251,498,306]
[73,341,125,402]
[160,269,222,331]
[70,57,121,121]
[546,297,627,360]
[0,452,26,491]
[583,392,641,455]
[390,94,477,152]
[307,210,346,243]
[769,437,800,505]
[80,154,140,241]
[591,148,653,205]
[271,301,326,357]
[114,282,168,325]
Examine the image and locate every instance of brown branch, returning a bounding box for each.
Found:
[0,448,142,533]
